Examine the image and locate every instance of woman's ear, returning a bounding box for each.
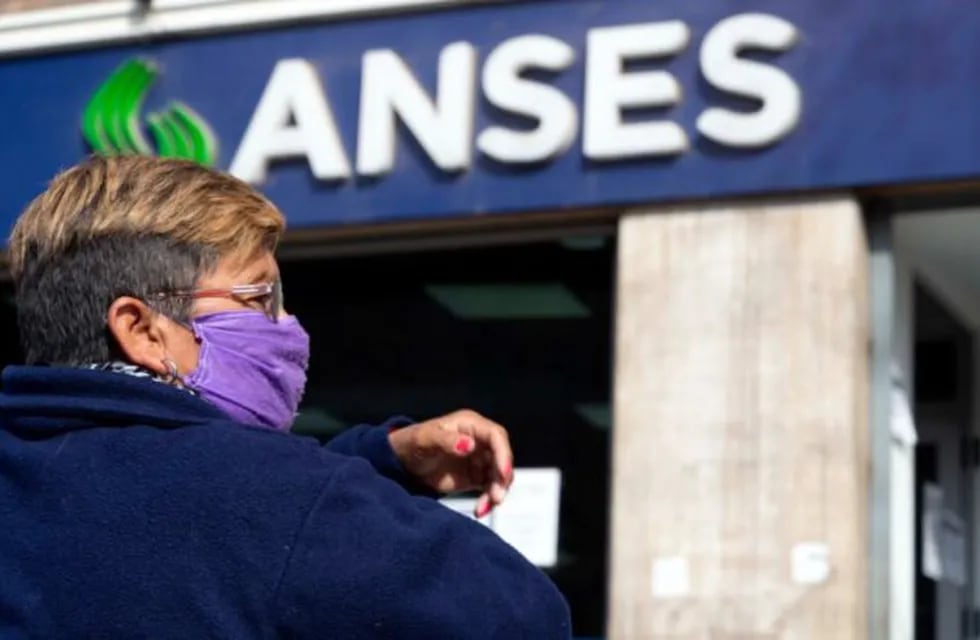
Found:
[106,296,170,376]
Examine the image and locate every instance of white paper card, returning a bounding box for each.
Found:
[651,556,690,598]
[490,468,563,568]
[440,467,563,568]
[791,542,830,584]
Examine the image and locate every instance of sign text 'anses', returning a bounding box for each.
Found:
[229,13,802,185]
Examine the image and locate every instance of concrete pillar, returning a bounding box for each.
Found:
[608,196,870,639]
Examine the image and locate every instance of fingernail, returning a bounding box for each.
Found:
[503,462,513,478]
[455,438,472,454]
[477,502,492,518]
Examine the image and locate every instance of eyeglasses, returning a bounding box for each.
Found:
[149,280,283,322]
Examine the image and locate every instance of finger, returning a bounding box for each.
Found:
[465,452,490,489]
[419,421,475,458]
[477,448,495,487]
[488,479,508,506]
[474,493,492,519]
[500,456,514,491]
[480,481,508,514]
[455,413,512,484]
[468,460,487,489]
[473,449,507,507]
[468,425,512,502]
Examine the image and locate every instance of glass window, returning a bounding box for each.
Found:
[283,235,615,637]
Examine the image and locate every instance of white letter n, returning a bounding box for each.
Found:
[357,42,477,177]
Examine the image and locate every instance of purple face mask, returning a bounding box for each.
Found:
[184,310,310,431]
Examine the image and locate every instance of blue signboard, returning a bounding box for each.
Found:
[0,0,978,238]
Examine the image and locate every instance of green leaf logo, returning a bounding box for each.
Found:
[82,58,218,166]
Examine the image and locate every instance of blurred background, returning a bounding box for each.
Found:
[0,1,979,638]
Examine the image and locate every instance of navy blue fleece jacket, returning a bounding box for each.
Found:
[0,366,571,639]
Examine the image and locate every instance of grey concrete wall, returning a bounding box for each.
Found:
[608,196,870,639]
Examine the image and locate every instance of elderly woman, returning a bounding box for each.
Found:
[0,156,571,638]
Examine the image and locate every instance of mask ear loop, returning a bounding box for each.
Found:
[162,358,186,388]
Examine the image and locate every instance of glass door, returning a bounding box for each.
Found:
[280,233,616,638]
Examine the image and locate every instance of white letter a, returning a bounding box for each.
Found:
[230,59,351,184]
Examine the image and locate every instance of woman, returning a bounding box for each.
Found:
[0,156,571,638]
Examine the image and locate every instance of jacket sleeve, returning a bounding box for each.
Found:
[273,456,573,639]
[323,416,438,497]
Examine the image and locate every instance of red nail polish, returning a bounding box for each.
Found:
[455,438,471,454]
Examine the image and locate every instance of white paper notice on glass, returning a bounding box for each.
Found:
[489,467,563,568]
[922,482,944,582]
[890,384,918,448]
[940,508,967,587]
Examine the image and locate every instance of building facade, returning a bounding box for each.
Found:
[0,1,978,638]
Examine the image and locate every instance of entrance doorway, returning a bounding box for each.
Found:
[913,284,974,639]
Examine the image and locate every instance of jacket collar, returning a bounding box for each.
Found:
[0,365,227,433]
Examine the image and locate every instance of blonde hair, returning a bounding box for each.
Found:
[9,155,285,282]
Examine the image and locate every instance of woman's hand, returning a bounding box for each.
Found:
[388,409,514,518]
